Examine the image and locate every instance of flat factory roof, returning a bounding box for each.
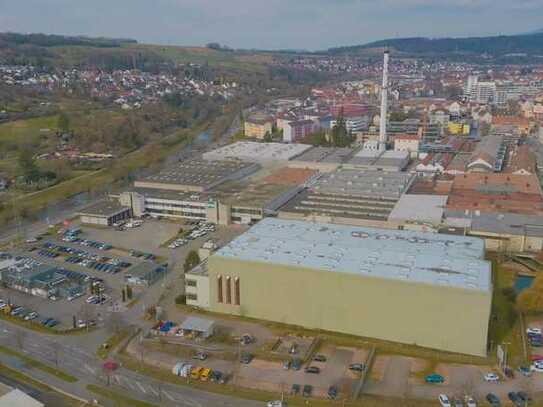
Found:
[388,194,448,224]
[312,168,415,199]
[79,200,129,218]
[135,159,258,190]
[293,147,356,164]
[213,218,491,292]
[203,141,312,162]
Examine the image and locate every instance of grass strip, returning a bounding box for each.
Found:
[97,328,133,360]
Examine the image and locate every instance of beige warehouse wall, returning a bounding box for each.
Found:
[208,256,492,356]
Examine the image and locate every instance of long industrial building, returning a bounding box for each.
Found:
[279,168,416,227]
[196,218,492,356]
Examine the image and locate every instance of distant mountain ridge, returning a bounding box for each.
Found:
[326,31,543,57]
[0,32,137,48]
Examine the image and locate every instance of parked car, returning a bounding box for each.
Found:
[282,360,290,370]
[304,366,320,374]
[24,312,38,321]
[503,366,514,379]
[518,366,532,377]
[240,334,254,345]
[266,401,286,407]
[193,351,207,361]
[349,363,366,372]
[465,396,477,407]
[486,393,501,407]
[210,370,226,384]
[453,399,464,407]
[517,391,531,404]
[425,374,445,384]
[302,385,312,398]
[438,394,451,407]
[327,386,338,400]
[313,354,327,362]
[527,327,542,335]
[508,392,523,407]
[484,373,500,383]
[291,358,302,371]
[190,367,203,380]
[200,368,212,381]
[290,384,300,395]
[240,353,253,364]
[10,306,24,316]
[45,319,59,328]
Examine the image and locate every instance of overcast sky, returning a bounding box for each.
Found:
[2,0,543,50]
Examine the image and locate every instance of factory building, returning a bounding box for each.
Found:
[289,146,356,172]
[134,159,259,193]
[202,141,312,163]
[279,168,415,227]
[445,211,543,253]
[201,218,492,356]
[117,165,309,225]
[79,200,132,226]
[346,149,410,172]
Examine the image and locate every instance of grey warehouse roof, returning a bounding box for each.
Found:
[203,141,312,162]
[214,218,491,292]
[389,194,448,224]
[79,200,129,217]
[312,168,415,199]
[136,159,258,189]
[180,316,215,333]
[445,210,543,238]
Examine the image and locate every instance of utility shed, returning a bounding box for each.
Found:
[180,316,215,338]
[207,218,492,356]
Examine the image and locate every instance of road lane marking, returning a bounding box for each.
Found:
[162,390,175,401]
[84,364,96,375]
[148,386,158,397]
[136,381,147,394]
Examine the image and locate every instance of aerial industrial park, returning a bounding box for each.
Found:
[2,6,543,407]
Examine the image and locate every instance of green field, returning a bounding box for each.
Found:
[49,43,271,75]
[0,115,59,145]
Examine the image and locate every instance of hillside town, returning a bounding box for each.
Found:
[0,63,240,110]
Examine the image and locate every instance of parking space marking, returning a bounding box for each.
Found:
[136,381,147,394]
[124,379,136,390]
[148,386,159,397]
[162,390,175,401]
[84,364,96,375]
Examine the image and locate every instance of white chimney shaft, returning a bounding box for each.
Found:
[378,51,389,152]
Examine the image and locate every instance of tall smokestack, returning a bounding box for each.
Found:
[378,51,389,152]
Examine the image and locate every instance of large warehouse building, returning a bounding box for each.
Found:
[204,218,492,356]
